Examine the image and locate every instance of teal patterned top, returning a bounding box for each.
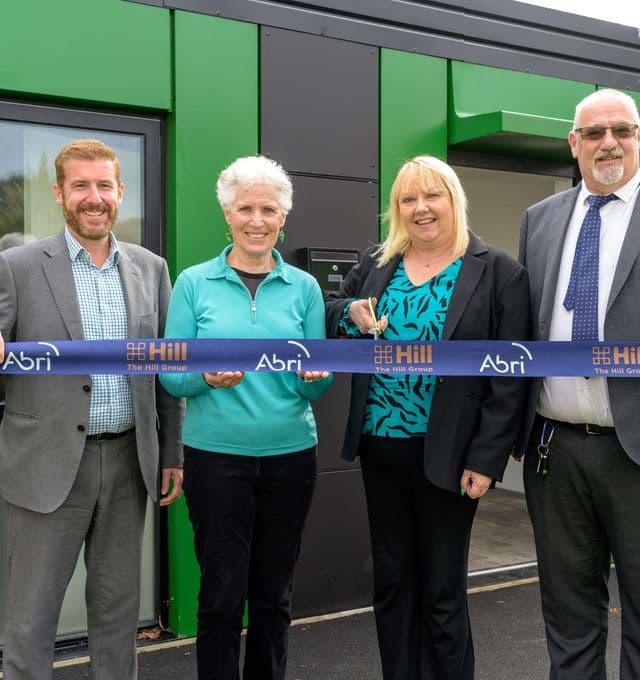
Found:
[361,257,462,438]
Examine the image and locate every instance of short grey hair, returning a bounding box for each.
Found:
[573,88,640,129]
[216,156,293,213]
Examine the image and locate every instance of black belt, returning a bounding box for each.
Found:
[86,427,135,441]
[545,418,615,436]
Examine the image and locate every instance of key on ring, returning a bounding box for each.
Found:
[536,421,555,478]
[536,443,550,476]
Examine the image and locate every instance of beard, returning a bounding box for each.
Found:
[62,201,119,240]
[592,149,625,186]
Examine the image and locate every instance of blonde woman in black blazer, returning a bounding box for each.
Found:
[326,156,529,680]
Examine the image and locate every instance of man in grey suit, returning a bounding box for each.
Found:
[0,139,184,679]
[519,89,640,679]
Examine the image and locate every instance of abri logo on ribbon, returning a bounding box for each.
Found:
[479,342,533,375]
[1,341,60,373]
[255,341,311,372]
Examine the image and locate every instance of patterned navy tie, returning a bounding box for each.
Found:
[563,193,618,341]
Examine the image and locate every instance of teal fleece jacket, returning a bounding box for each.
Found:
[160,247,333,455]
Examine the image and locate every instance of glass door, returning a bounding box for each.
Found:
[0,100,163,644]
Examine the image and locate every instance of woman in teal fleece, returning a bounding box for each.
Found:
[160,156,332,680]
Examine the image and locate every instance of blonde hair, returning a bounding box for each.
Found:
[376,156,469,266]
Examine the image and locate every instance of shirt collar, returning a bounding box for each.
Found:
[579,169,640,206]
[207,245,291,284]
[64,227,120,265]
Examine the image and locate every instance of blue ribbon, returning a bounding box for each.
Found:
[1,338,639,378]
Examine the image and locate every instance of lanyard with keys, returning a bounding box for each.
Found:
[537,420,555,477]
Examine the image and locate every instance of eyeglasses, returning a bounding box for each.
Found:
[574,124,639,141]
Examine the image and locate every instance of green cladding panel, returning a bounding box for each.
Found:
[0,0,170,108]
[448,61,595,161]
[380,50,447,236]
[167,12,258,636]
[168,12,259,276]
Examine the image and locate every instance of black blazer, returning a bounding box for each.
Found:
[325,231,530,493]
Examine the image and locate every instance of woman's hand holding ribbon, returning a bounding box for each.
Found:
[203,371,245,389]
[298,370,330,383]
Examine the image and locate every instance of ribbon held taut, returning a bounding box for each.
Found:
[1,338,639,378]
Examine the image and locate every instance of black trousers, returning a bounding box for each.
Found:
[183,445,316,680]
[524,418,640,680]
[360,435,478,680]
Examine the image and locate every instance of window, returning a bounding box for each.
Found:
[0,100,162,253]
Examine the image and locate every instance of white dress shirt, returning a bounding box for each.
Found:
[538,170,640,425]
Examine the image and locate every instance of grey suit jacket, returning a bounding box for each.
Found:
[0,231,184,513]
[518,185,640,462]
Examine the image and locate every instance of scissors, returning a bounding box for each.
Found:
[367,297,383,340]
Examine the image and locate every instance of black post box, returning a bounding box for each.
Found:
[297,247,360,292]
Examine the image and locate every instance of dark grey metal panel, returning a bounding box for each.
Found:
[306,1,636,43]
[431,0,636,40]
[161,0,640,91]
[278,175,379,263]
[312,373,356,472]
[296,0,639,67]
[261,27,378,179]
[292,469,372,617]
[448,150,579,180]
[279,175,378,472]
